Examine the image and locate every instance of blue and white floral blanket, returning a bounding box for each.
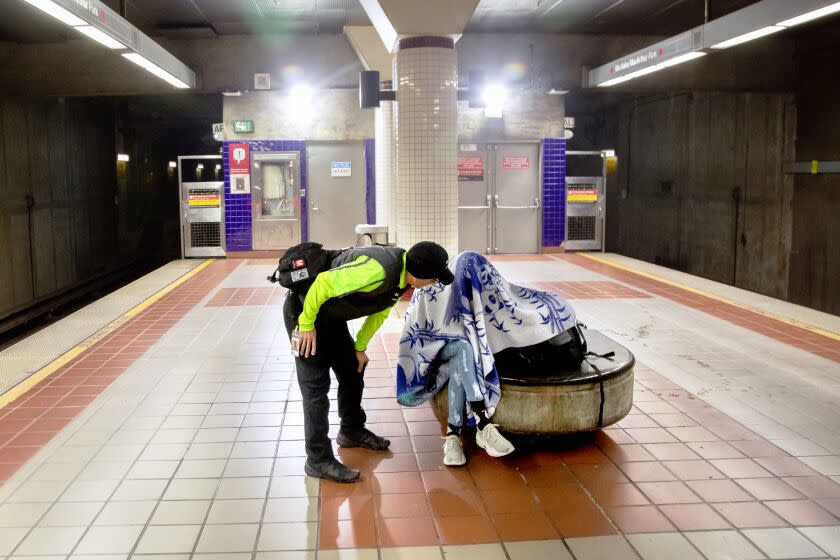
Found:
[396,252,577,414]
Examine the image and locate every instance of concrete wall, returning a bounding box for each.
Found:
[458,91,565,141]
[224,90,373,141]
[788,28,840,315]
[0,98,118,318]
[609,92,795,300]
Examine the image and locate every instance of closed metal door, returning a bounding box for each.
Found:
[492,143,541,254]
[307,142,367,248]
[179,155,225,258]
[458,144,492,254]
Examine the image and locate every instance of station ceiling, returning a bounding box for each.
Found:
[1,0,762,42]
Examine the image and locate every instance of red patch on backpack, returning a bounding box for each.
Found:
[293,258,306,269]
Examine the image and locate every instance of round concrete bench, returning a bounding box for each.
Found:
[431,329,635,435]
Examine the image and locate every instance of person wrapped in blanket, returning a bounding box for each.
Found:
[396,251,585,467]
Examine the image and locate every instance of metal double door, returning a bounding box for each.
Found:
[458,143,541,254]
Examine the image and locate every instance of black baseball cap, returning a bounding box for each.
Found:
[406,241,455,285]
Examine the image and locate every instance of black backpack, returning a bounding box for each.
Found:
[267,242,344,293]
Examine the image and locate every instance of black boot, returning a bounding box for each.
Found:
[304,459,360,483]
[336,427,391,451]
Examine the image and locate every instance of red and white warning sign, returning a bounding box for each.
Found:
[502,156,529,169]
[458,156,484,181]
[228,143,250,173]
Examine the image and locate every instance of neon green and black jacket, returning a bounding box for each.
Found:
[298,246,407,351]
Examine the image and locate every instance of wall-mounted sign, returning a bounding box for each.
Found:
[212,122,224,142]
[229,142,251,194]
[331,162,352,177]
[460,143,478,152]
[567,182,598,203]
[188,192,220,207]
[502,156,529,169]
[564,129,575,140]
[564,117,575,129]
[232,120,254,133]
[229,143,250,173]
[458,156,484,181]
[231,174,250,194]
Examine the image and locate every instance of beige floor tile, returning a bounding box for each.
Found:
[16,526,86,555]
[504,539,572,560]
[150,500,211,525]
[255,551,316,560]
[317,549,379,560]
[40,502,103,527]
[134,525,202,554]
[442,544,507,560]
[256,522,317,551]
[195,524,259,553]
[800,527,840,557]
[206,499,265,524]
[627,533,704,560]
[379,546,444,560]
[163,479,220,501]
[74,525,143,554]
[565,536,640,560]
[743,528,827,559]
[686,530,769,560]
[0,503,51,527]
[216,477,270,499]
[263,498,318,523]
[0,528,30,555]
[93,501,156,526]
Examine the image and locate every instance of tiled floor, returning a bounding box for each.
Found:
[0,254,838,559]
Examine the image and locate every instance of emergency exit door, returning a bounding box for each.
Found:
[458,143,540,254]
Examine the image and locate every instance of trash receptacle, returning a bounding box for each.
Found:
[355,224,389,246]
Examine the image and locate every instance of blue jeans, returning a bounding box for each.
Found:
[439,339,486,427]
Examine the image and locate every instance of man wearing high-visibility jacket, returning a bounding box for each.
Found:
[283,241,454,483]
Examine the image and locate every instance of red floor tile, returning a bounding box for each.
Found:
[376,516,439,547]
[637,481,702,504]
[687,479,754,502]
[712,502,788,528]
[491,511,560,541]
[435,515,498,545]
[546,501,617,537]
[660,503,732,531]
[375,492,432,518]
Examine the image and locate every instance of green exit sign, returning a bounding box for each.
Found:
[232,120,254,133]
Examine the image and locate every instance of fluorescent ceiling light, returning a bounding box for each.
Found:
[778,2,840,27]
[168,161,177,168]
[658,51,706,68]
[711,25,784,49]
[603,149,616,158]
[117,154,129,162]
[76,25,125,49]
[23,0,86,27]
[599,51,706,87]
[122,52,190,89]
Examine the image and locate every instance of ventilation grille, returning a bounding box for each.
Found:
[190,222,221,247]
[567,216,596,241]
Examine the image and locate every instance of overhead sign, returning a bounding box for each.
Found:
[503,156,529,170]
[331,162,352,177]
[460,143,478,152]
[232,120,254,133]
[458,156,484,181]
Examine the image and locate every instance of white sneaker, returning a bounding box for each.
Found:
[476,424,515,457]
[442,434,466,467]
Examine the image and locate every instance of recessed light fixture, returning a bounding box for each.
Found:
[23,0,86,26]
[75,25,125,49]
[117,154,130,162]
[122,52,190,89]
[711,25,785,49]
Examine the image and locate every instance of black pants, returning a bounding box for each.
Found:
[283,294,367,464]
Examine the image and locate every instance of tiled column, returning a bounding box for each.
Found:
[394,36,458,254]
[375,81,397,242]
